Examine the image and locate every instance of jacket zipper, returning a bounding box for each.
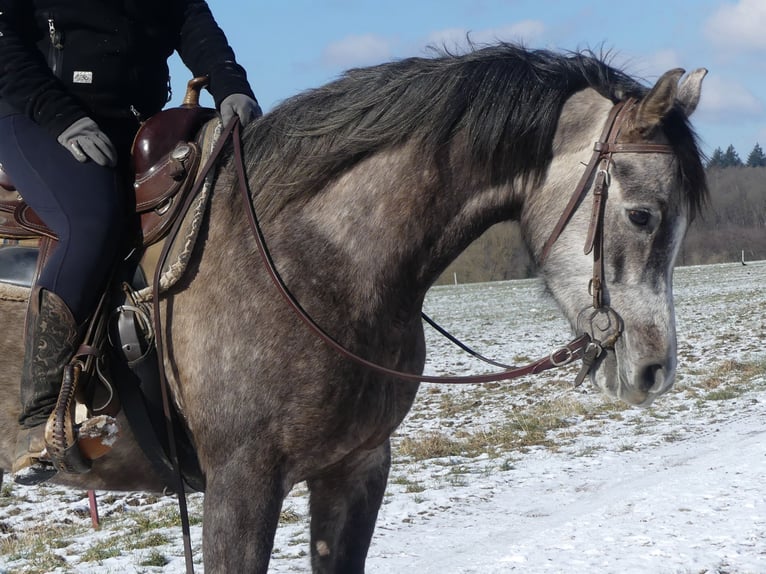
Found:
[47,18,64,77]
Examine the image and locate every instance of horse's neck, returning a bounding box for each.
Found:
[293,144,520,305]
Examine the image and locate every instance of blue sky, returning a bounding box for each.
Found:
[169,0,766,159]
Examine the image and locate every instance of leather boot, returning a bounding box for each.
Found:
[13,286,80,481]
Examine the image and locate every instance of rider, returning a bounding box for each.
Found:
[0,0,261,480]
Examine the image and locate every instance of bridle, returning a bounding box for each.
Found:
[540,98,675,305]
[226,97,676,387]
[538,98,676,382]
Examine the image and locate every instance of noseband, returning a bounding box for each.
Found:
[537,98,675,383]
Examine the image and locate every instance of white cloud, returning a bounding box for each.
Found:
[704,0,766,53]
[695,73,763,122]
[321,34,394,68]
[426,20,545,52]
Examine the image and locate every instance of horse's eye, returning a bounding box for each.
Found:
[627,209,651,226]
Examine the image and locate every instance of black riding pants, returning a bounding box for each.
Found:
[0,113,129,324]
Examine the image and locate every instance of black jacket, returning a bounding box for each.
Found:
[0,0,256,136]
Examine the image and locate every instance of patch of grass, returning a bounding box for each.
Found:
[404,482,426,493]
[446,474,468,487]
[17,554,67,574]
[498,458,517,471]
[663,431,685,443]
[0,523,82,567]
[681,358,766,405]
[702,388,741,401]
[465,397,586,453]
[397,396,596,459]
[288,536,309,547]
[128,531,170,550]
[389,475,427,493]
[437,393,482,418]
[279,508,302,524]
[81,539,122,562]
[139,550,169,567]
[396,432,463,460]
[127,504,202,533]
[448,465,472,475]
[574,445,603,457]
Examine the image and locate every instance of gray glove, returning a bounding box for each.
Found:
[57,117,118,168]
[220,93,262,127]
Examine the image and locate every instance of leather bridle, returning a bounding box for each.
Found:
[540,98,674,305]
[537,98,676,382]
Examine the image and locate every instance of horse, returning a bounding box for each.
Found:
[0,44,707,572]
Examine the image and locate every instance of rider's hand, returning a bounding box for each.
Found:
[220,93,262,127]
[57,117,118,168]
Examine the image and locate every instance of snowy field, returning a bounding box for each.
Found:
[1,260,765,573]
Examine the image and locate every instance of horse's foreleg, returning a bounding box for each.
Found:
[307,441,391,574]
[202,457,285,574]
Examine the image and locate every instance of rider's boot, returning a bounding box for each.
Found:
[12,286,80,485]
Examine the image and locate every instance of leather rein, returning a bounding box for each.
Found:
[225,97,673,386]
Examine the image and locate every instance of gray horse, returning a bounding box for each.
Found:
[0,44,707,573]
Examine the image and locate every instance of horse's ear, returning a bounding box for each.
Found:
[676,68,707,117]
[634,68,685,134]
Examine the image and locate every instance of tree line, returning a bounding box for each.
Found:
[436,160,766,285]
[707,142,766,168]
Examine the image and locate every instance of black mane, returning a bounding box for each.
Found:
[241,43,706,217]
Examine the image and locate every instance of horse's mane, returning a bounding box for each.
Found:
[239,43,706,218]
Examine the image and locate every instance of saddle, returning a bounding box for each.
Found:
[0,77,218,490]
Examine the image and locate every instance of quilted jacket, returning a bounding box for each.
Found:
[0,0,256,135]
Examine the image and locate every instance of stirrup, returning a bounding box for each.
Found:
[44,361,121,474]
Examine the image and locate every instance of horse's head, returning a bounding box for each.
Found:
[526,68,707,406]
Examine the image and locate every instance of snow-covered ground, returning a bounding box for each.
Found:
[1,260,765,573]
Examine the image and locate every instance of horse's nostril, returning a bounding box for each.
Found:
[640,364,664,392]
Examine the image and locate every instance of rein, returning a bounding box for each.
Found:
[229,119,587,385]
[228,99,674,386]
